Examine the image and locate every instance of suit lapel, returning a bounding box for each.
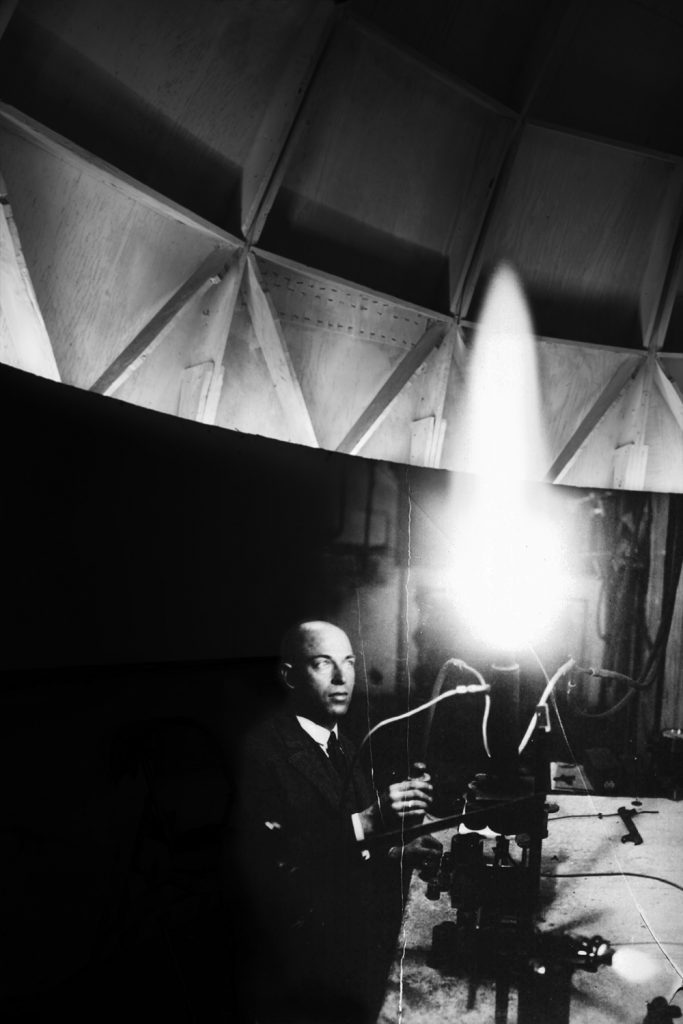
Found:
[279,715,343,809]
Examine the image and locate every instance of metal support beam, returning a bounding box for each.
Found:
[451,124,522,319]
[644,171,683,353]
[546,355,643,483]
[654,360,683,434]
[245,6,340,244]
[449,0,586,319]
[197,249,246,425]
[639,163,683,350]
[244,252,319,446]
[178,362,215,422]
[0,171,60,380]
[0,104,242,249]
[426,325,458,467]
[612,355,655,489]
[90,248,232,396]
[0,0,18,42]
[336,321,447,455]
[241,0,336,239]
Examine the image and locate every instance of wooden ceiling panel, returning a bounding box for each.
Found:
[529,0,683,155]
[661,356,683,392]
[661,297,683,354]
[0,0,325,230]
[0,121,230,388]
[558,385,639,490]
[467,125,675,348]
[257,258,437,353]
[214,304,295,445]
[288,327,405,453]
[643,387,683,492]
[348,328,457,467]
[358,392,420,465]
[535,341,643,468]
[0,172,59,381]
[349,0,548,109]
[255,256,433,451]
[111,298,207,418]
[110,259,244,421]
[359,358,440,466]
[260,19,511,311]
[434,335,468,473]
[555,371,683,493]
[436,335,642,480]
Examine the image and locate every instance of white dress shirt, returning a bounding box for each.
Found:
[296,715,339,750]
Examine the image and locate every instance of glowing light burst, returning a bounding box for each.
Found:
[453,495,567,651]
[611,947,659,983]
[451,264,567,650]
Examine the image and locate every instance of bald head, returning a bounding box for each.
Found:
[280,621,350,663]
[280,621,356,727]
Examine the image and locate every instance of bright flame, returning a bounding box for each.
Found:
[459,264,548,484]
[453,494,566,651]
[611,947,659,984]
[451,264,566,650]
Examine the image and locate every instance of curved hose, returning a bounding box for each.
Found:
[518,657,575,754]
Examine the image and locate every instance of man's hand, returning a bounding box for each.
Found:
[383,776,433,819]
[388,834,443,870]
[358,774,433,836]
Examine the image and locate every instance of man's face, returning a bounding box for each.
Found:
[286,622,356,727]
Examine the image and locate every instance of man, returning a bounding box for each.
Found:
[233,621,440,1024]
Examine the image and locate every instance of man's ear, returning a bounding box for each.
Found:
[279,662,295,691]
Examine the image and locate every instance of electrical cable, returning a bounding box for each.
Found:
[549,811,659,821]
[364,789,548,846]
[421,658,491,762]
[568,495,683,719]
[481,691,492,759]
[338,661,490,810]
[542,871,683,896]
[527,643,550,684]
[567,665,639,720]
[597,573,609,642]
[575,666,634,683]
[517,657,575,754]
[668,982,683,1005]
[357,674,489,758]
[545,673,683,983]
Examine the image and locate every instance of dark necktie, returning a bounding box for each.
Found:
[326,731,346,778]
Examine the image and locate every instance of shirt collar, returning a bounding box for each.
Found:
[296,715,338,747]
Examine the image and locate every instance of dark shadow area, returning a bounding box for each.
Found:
[0,364,351,670]
[260,188,452,313]
[526,0,683,157]
[349,0,548,111]
[0,11,242,231]
[661,293,683,354]
[1,657,283,1022]
[2,363,681,1019]
[468,277,644,350]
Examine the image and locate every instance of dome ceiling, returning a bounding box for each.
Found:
[0,0,682,490]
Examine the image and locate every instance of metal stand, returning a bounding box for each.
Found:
[423,701,605,1023]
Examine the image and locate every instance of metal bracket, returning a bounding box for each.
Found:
[618,806,644,845]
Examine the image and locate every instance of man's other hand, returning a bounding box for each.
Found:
[388,834,443,869]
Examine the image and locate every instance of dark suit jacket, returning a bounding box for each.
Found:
[232,711,387,1023]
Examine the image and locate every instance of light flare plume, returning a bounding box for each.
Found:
[451,263,567,650]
